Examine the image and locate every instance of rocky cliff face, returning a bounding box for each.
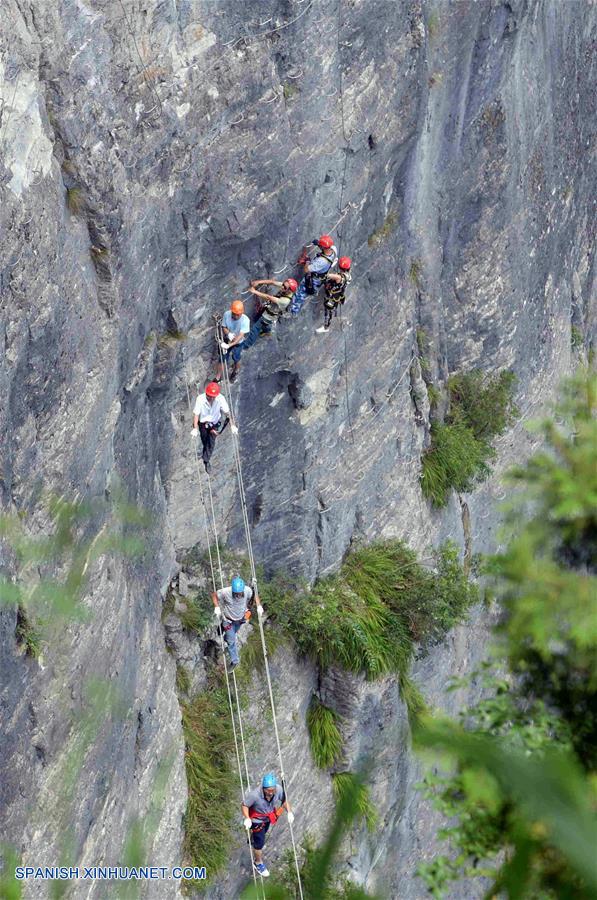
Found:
[0,0,595,897]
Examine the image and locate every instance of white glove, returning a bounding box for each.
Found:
[244,817,252,830]
[287,811,295,824]
[220,341,231,351]
[214,606,222,620]
[230,424,239,436]
[257,605,264,617]
[190,428,198,438]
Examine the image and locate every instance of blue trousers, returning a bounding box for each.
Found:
[223,620,244,665]
[290,275,322,316]
[242,316,273,350]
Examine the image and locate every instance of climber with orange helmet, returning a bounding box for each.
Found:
[316,256,352,333]
[290,234,338,317]
[191,380,238,474]
[242,277,298,350]
[214,299,250,383]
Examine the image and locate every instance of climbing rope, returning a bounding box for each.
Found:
[215,328,305,900]
[182,351,264,896]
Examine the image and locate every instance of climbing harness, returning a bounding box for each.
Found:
[215,327,305,900]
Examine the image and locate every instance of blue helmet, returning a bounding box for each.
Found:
[231,576,245,595]
[262,773,277,789]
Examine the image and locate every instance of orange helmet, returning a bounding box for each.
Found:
[205,382,220,398]
[231,300,244,315]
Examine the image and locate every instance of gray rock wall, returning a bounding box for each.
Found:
[0,0,595,897]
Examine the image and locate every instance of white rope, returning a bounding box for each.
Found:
[215,329,305,899]
[182,351,263,895]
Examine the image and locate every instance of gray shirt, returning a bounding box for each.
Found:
[244,785,285,823]
[216,586,254,622]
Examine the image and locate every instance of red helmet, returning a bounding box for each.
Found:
[205,382,220,398]
[338,256,351,270]
[285,278,298,292]
[318,234,334,249]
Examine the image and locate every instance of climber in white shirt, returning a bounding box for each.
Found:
[191,381,238,474]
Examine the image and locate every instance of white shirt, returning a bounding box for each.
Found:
[193,392,230,425]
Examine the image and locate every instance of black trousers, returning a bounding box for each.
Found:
[199,422,218,465]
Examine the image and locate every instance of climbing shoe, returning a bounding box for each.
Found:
[316,325,330,333]
[254,862,269,878]
[204,461,212,474]
[229,368,239,383]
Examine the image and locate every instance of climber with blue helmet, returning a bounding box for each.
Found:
[241,773,295,877]
[212,575,262,668]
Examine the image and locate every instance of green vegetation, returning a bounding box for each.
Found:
[157,329,187,349]
[307,698,343,769]
[179,597,212,635]
[448,369,518,440]
[66,187,85,215]
[409,259,422,288]
[416,326,431,373]
[332,774,377,833]
[182,681,237,880]
[367,211,397,248]
[283,82,299,101]
[571,323,583,351]
[0,494,160,892]
[421,421,492,506]
[427,10,439,38]
[176,664,190,695]
[15,604,42,658]
[236,623,285,682]
[422,369,518,506]
[426,383,440,410]
[416,370,597,898]
[267,540,476,704]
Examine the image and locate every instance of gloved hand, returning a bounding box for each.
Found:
[244,817,252,830]
[251,576,258,588]
[230,424,239,436]
[190,428,198,438]
[257,604,264,617]
[287,811,295,825]
[214,606,222,620]
[220,341,230,351]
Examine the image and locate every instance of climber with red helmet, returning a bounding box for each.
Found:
[290,234,338,317]
[190,380,238,474]
[242,277,298,351]
[214,299,250,383]
[316,256,352,333]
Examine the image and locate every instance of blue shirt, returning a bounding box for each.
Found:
[308,246,337,277]
[222,310,250,339]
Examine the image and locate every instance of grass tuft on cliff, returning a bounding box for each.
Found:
[266,540,476,692]
[422,369,518,507]
[332,773,378,832]
[307,698,344,769]
[182,682,237,881]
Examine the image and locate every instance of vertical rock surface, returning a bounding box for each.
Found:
[0,0,595,897]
